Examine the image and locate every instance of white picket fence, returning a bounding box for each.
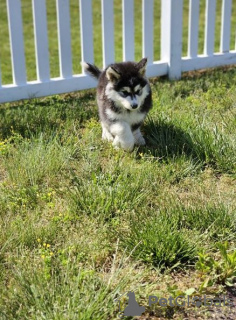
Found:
[0,0,236,104]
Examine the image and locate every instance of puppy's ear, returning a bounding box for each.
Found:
[137,57,147,76]
[106,66,120,82]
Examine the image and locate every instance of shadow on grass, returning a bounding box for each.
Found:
[0,91,98,139]
[140,117,203,163]
[140,116,235,174]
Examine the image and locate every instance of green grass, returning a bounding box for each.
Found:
[1,1,236,319]
[0,67,236,319]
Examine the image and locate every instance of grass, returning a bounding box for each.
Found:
[0,1,236,319]
[0,67,236,319]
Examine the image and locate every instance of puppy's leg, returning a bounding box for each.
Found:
[101,122,114,141]
[110,121,135,152]
[133,128,146,146]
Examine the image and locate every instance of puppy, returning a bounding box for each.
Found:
[83,58,152,151]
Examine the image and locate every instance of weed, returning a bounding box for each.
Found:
[196,242,236,289]
[120,211,197,269]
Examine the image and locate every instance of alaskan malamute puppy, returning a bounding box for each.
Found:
[83,58,152,151]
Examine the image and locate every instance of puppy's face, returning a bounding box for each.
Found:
[105,58,150,111]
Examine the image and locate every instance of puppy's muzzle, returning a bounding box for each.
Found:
[131,103,138,110]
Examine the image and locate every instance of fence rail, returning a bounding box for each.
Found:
[0,0,236,104]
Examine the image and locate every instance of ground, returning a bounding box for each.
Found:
[0,66,235,319]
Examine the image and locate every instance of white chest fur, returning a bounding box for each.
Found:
[106,108,146,125]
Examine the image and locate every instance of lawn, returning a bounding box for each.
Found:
[0,1,236,320]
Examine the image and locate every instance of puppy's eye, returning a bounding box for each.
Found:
[120,90,129,97]
[135,89,142,96]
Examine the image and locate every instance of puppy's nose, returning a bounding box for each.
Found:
[131,103,138,109]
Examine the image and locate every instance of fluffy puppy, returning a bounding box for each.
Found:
[83,58,152,151]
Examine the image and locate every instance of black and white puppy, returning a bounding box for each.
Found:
[83,58,152,151]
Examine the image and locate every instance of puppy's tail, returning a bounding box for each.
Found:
[82,62,101,79]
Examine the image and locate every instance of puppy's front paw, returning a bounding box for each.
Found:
[102,127,114,142]
[122,140,135,152]
[135,135,146,146]
[133,128,146,146]
[112,136,134,152]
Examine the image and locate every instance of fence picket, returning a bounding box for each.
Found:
[56,0,72,78]
[142,0,154,63]
[161,0,183,79]
[102,0,115,68]
[122,0,135,61]
[220,0,232,53]
[80,0,94,70]
[188,0,199,58]
[1,0,236,104]
[32,0,50,82]
[204,0,216,56]
[7,0,26,85]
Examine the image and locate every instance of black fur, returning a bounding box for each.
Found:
[84,63,101,79]
[83,58,152,151]
[131,122,143,131]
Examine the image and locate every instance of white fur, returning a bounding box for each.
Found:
[103,109,146,151]
[123,86,131,93]
[128,95,138,107]
[81,62,89,74]
[106,67,120,81]
[102,81,150,151]
[105,108,146,126]
[101,122,114,141]
[110,121,135,151]
[134,84,141,92]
